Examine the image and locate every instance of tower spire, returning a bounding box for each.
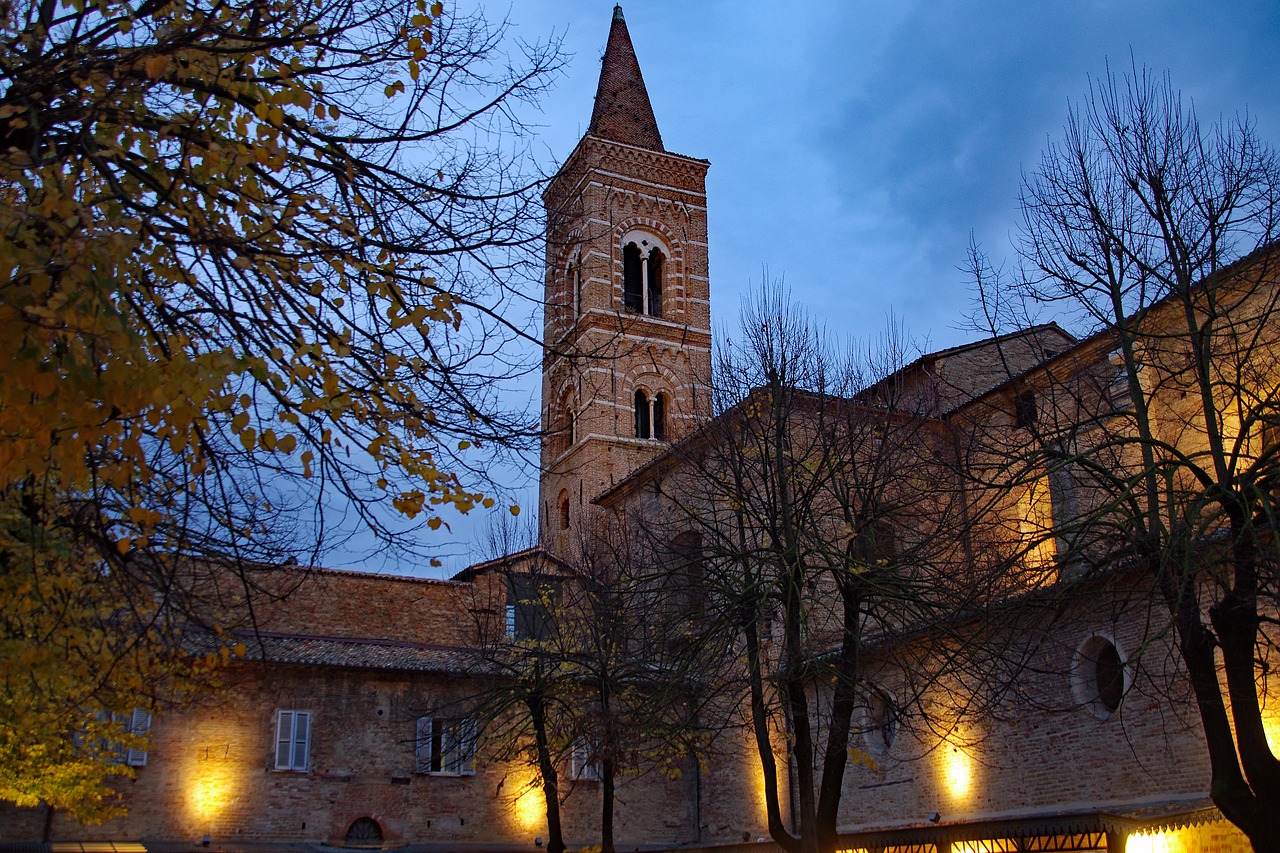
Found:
[587,5,664,151]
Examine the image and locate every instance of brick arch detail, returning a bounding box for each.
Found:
[614,215,682,261]
[620,355,696,438]
[546,380,578,460]
[613,215,688,319]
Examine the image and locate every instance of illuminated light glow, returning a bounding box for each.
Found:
[190,773,236,820]
[1126,830,1183,853]
[509,776,546,834]
[753,749,771,826]
[953,841,1016,853]
[942,745,973,802]
[1262,708,1280,755]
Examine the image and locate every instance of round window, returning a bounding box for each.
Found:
[1073,635,1127,719]
[865,689,897,753]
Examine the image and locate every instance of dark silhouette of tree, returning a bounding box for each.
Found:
[971,63,1280,852]
[648,287,1002,853]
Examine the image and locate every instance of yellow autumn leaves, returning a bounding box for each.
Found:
[0,0,537,819]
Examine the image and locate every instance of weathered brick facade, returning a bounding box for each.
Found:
[0,6,1261,852]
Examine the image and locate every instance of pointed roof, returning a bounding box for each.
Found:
[587,5,664,151]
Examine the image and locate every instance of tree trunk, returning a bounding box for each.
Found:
[814,585,862,853]
[601,757,616,853]
[528,690,565,853]
[742,605,800,853]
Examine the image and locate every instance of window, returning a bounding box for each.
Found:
[635,390,667,441]
[275,709,310,771]
[1258,417,1279,498]
[558,489,570,530]
[123,708,151,767]
[1095,643,1125,713]
[646,247,663,317]
[635,390,651,439]
[548,399,574,459]
[623,242,643,312]
[571,739,602,782]
[851,517,896,566]
[345,818,383,844]
[1015,391,1038,428]
[622,238,664,317]
[575,258,585,316]
[1073,635,1128,719]
[96,708,152,767]
[416,717,477,775]
[1264,420,1280,459]
[671,531,705,622]
[507,574,560,641]
[1107,348,1139,412]
[864,689,897,754]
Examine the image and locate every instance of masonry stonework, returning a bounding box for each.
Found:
[0,7,1261,853]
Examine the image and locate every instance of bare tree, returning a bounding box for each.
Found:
[647,286,998,853]
[459,513,713,853]
[973,63,1280,851]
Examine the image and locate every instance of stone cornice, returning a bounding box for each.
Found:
[546,134,709,203]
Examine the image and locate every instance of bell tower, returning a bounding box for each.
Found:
[539,5,712,550]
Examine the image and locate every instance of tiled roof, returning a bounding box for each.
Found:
[586,6,664,151]
[195,630,488,675]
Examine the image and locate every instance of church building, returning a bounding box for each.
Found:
[1,7,1268,853]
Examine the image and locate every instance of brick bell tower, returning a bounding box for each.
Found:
[539,4,712,551]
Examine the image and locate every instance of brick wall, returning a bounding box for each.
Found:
[11,663,699,849]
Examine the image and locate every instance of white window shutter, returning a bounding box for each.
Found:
[414,717,432,774]
[460,718,477,775]
[275,710,294,770]
[126,709,151,767]
[292,711,310,771]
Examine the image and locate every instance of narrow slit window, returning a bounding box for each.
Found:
[646,248,663,317]
[635,390,651,439]
[623,242,643,311]
[1015,391,1038,428]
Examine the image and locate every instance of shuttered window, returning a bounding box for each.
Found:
[415,716,477,776]
[125,708,152,767]
[274,710,310,772]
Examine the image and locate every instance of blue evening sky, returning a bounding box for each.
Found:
[334,1,1280,576]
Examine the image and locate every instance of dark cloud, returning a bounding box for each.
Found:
[344,0,1280,574]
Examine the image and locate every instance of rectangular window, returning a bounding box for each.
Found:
[507,575,560,641]
[415,717,477,776]
[275,710,310,772]
[1019,476,1058,575]
[1015,391,1038,428]
[124,708,152,767]
[95,708,152,767]
[571,739,602,782]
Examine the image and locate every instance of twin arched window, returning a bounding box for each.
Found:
[634,390,666,441]
[623,240,663,317]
